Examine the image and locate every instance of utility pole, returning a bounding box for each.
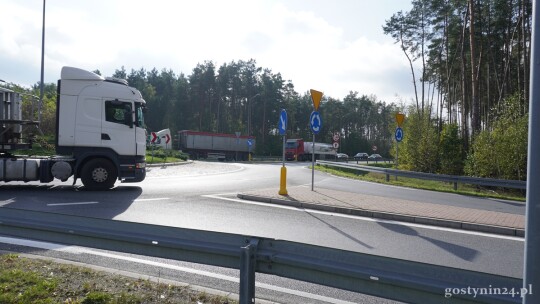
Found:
[523,1,540,303]
[39,0,46,123]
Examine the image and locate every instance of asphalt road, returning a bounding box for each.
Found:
[0,161,525,303]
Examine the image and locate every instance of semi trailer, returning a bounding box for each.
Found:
[0,66,147,190]
[178,130,255,161]
[285,138,336,161]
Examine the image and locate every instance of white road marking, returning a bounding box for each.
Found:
[134,198,170,202]
[0,236,356,304]
[47,202,99,206]
[147,166,245,180]
[204,194,524,242]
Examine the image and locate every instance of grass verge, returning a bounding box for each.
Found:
[0,253,235,304]
[315,165,526,202]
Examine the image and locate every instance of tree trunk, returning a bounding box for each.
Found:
[400,28,420,114]
[461,8,470,153]
[521,0,530,108]
[469,0,481,134]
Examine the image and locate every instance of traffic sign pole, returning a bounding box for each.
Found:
[247,139,253,161]
[279,136,288,196]
[309,90,323,192]
[312,134,315,191]
[309,111,322,191]
[395,127,404,170]
[394,123,404,175]
[235,132,240,161]
[278,109,288,195]
[396,139,399,180]
[282,136,286,168]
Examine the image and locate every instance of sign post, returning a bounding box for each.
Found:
[395,113,405,169]
[310,89,323,191]
[247,139,253,161]
[332,132,340,160]
[395,127,403,161]
[278,109,288,195]
[235,131,241,161]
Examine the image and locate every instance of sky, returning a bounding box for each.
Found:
[1,0,415,104]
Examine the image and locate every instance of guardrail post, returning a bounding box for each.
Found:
[386,174,390,182]
[240,238,259,304]
[453,182,458,190]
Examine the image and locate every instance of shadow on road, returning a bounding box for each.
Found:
[305,212,374,249]
[0,184,142,219]
[376,221,479,262]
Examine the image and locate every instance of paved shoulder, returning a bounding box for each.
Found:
[238,186,525,237]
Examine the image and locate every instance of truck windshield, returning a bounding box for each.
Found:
[285,142,298,149]
[135,102,146,128]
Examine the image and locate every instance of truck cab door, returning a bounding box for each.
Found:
[102,99,138,156]
[134,102,146,156]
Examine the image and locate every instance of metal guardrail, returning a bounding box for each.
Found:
[317,160,527,190]
[0,208,522,304]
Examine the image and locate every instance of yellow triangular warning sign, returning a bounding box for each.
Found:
[310,89,323,111]
[396,113,405,127]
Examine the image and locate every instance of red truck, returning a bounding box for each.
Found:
[285,139,336,161]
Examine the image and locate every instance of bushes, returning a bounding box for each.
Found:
[146,146,188,162]
[439,124,463,175]
[396,106,439,173]
[465,96,528,180]
[396,94,528,181]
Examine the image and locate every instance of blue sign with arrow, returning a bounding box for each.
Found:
[310,111,322,134]
[247,139,253,147]
[279,109,287,135]
[395,127,404,142]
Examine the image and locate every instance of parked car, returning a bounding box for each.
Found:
[368,154,383,160]
[336,153,349,159]
[353,152,369,160]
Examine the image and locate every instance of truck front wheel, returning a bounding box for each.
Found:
[81,158,118,190]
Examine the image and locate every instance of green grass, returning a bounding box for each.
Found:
[146,148,188,164]
[0,254,235,304]
[316,164,526,202]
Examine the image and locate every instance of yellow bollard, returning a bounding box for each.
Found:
[279,166,288,195]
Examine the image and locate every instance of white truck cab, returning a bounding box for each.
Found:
[0,67,147,190]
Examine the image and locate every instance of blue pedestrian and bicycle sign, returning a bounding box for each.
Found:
[279,109,287,135]
[395,127,404,142]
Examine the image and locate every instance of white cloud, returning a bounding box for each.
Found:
[1,0,416,103]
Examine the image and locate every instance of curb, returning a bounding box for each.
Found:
[146,160,193,168]
[237,194,525,237]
